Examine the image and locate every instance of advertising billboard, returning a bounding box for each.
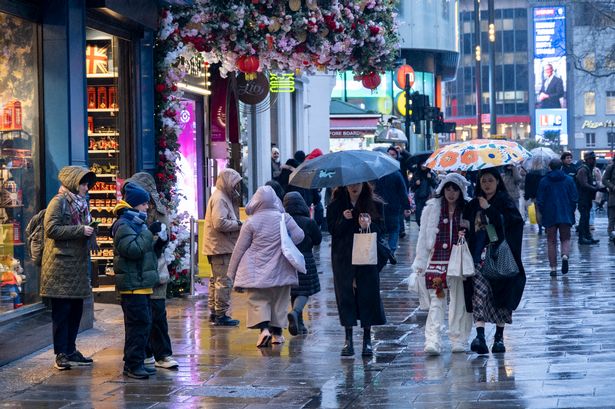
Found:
[533,6,567,145]
[176,99,199,219]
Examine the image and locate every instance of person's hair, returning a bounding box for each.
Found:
[332,182,382,220]
[545,63,553,70]
[294,150,306,163]
[474,168,509,198]
[437,181,466,209]
[561,151,572,160]
[549,158,563,170]
[387,145,397,154]
[265,180,285,202]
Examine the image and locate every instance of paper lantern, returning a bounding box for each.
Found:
[361,72,381,90]
[236,55,260,81]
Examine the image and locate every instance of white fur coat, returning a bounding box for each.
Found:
[411,197,442,273]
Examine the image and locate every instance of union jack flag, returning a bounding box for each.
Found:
[86,45,108,74]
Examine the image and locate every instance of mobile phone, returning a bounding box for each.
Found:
[89,221,100,228]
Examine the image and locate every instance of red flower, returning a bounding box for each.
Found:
[155,83,166,93]
[158,161,164,167]
[369,26,380,35]
[171,85,177,92]
[258,23,266,30]
[156,172,165,180]
[164,108,176,118]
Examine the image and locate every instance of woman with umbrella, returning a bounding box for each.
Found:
[462,168,526,355]
[326,182,386,357]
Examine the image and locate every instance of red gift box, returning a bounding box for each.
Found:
[97,87,107,109]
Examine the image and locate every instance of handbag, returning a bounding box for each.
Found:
[157,255,170,285]
[351,227,378,266]
[408,271,419,293]
[280,213,306,274]
[481,239,519,280]
[447,236,475,278]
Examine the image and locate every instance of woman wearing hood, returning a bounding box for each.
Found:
[40,166,96,370]
[202,168,243,327]
[227,185,304,347]
[463,168,526,355]
[326,182,387,357]
[411,173,473,355]
[283,192,322,335]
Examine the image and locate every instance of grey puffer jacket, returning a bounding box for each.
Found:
[123,172,170,299]
[40,166,95,299]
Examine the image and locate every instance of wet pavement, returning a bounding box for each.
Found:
[3,216,615,408]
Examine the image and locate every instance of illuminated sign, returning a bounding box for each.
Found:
[582,120,615,129]
[269,73,295,93]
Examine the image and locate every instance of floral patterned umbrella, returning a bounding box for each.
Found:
[424,139,531,172]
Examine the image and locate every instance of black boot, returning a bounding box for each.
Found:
[491,326,506,353]
[470,327,489,355]
[287,310,299,336]
[341,327,354,356]
[362,326,373,357]
[297,311,308,335]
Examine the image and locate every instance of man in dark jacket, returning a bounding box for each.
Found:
[410,165,438,226]
[374,171,411,256]
[602,160,615,242]
[561,152,578,178]
[576,151,600,245]
[537,159,578,276]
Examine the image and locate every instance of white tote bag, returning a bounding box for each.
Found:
[280,213,306,274]
[351,228,378,266]
[447,236,475,278]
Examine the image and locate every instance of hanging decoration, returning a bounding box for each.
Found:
[361,71,382,90]
[236,55,260,80]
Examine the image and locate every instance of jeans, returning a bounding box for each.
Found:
[546,224,571,269]
[145,298,173,360]
[121,294,152,370]
[578,203,592,240]
[51,298,84,355]
[385,217,401,255]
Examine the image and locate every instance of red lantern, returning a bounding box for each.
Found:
[236,55,260,81]
[361,72,381,90]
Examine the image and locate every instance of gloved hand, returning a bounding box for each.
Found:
[149,221,162,235]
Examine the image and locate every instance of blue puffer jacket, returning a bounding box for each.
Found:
[536,169,578,228]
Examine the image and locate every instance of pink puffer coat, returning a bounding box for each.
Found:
[228,186,304,289]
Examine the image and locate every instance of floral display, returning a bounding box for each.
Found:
[154,1,399,295]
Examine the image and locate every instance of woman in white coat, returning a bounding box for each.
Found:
[410,173,473,355]
[227,185,304,348]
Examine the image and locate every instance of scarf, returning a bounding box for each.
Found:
[59,186,92,225]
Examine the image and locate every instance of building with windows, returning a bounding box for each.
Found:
[445,0,531,141]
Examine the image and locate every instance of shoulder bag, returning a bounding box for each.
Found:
[280,213,306,274]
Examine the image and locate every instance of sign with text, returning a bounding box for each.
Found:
[237,72,269,105]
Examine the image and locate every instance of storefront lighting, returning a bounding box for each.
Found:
[488,24,496,42]
[475,45,481,61]
[177,82,212,96]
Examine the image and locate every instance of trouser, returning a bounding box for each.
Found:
[415,200,427,226]
[246,286,291,329]
[546,224,571,269]
[590,202,597,226]
[608,206,615,236]
[121,294,152,370]
[208,254,233,316]
[145,298,173,360]
[424,277,472,348]
[578,203,592,240]
[399,212,406,235]
[51,298,84,355]
[386,218,401,255]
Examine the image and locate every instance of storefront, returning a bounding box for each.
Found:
[0,0,158,366]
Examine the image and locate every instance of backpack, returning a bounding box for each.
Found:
[25,196,66,266]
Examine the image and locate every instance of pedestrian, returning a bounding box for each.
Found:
[575,151,600,245]
[201,169,243,326]
[410,164,438,226]
[278,158,299,192]
[271,147,282,181]
[536,159,578,277]
[386,145,411,238]
[502,165,522,211]
[602,160,615,242]
[112,183,161,379]
[374,170,411,257]
[561,151,578,178]
[590,165,604,230]
[463,168,526,355]
[265,179,285,202]
[283,192,322,335]
[122,173,178,370]
[40,166,96,370]
[524,161,547,233]
[411,173,473,355]
[305,149,326,230]
[326,182,387,357]
[227,186,304,347]
[294,150,306,165]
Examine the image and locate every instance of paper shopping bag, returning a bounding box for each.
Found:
[352,232,378,265]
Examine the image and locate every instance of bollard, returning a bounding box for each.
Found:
[189,216,195,297]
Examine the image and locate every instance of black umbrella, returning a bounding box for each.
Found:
[288,150,400,189]
[406,150,433,167]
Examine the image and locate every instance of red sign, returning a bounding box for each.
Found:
[395,65,415,89]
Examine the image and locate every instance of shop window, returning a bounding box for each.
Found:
[584,92,596,115]
[607,91,615,115]
[85,28,121,282]
[0,12,40,313]
[585,133,596,148]
[608,132,615,147]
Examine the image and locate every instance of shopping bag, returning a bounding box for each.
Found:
[280,213,306,273]
[408,271,419,293]
[352,229,378,265]
[448,236,475,278]
[461,238,475,277]
[528,202,537,225]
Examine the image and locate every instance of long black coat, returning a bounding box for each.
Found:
[326,192,386,328]
[283,192,322,297]
[463,191,526,311]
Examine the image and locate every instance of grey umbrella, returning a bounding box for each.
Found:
[288,150,400,189]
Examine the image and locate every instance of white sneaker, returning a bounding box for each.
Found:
[424,343,441,356]
[271,335,286,344]
[451,343,466,353]
[144,356,155,365]
[155,356,179,369]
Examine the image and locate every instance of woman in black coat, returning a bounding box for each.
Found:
[283,192,322,336]
[326,182,386,357]
[462,167,526,355]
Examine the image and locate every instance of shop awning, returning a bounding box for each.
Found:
[330,100,380,138]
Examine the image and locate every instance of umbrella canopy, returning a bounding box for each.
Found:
[288,150,400,189]
[523,147,559,169]
[406,150,433,167]
[375,127,408,143]
[425,139,531,172]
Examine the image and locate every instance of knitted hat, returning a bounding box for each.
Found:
[124,183,150,208]
[435,173,471,201]
[584,151,596,160]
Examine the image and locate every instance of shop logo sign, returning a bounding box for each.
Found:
[237,73,269,105]
[582,120,615,129]
[270,73,295,93]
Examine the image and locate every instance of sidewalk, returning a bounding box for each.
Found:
[4,217,615,408]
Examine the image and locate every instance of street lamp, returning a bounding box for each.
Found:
[488,0,497,137]
[474,0,482,139]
